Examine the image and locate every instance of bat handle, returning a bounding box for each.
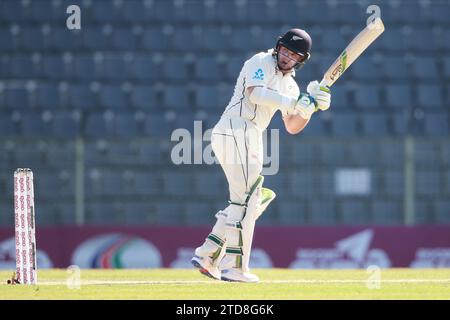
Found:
[319,78,330,88]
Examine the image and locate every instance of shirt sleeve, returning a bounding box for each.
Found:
[243,54,271,88]
[281,82,300,117]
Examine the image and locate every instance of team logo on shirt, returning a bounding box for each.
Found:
[253,68,265,80]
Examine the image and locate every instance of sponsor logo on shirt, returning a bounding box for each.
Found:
[253,68,264,80]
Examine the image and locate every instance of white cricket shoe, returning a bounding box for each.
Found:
[191,255,221,280]
[221,268,259,283]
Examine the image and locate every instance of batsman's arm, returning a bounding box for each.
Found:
[282,114,310,135]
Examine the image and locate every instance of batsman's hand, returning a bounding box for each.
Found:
[294,92,316,120]
[307,80,331,111]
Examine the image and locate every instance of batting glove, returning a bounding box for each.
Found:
[307,80,331,111]
[294,92,316,120]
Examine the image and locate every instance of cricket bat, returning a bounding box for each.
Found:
[320,18,385,88]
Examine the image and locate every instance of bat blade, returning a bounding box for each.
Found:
[320,18,385,87]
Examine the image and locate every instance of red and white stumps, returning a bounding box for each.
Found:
[13,168,37,285]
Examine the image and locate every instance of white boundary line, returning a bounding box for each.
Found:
[4,279,449,286]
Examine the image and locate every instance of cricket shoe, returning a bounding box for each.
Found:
[191,255,221,280]
[220,268,259,283]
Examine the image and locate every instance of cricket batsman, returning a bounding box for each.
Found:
[191,28,332,282]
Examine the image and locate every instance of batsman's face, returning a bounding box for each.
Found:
[277,46,304,70]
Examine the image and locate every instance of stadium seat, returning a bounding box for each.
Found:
[20,112,52,137]
[361,113,389,136]
[18,26,46,51]
[194,56,222,81]
[99,84,127,110]
[162,86,190,110]
[163,172,194,197]
[10,54,39,79]
[318,142,347,166]
[52,111,79,138]
[123,203,155,225]
[114,113,139,138]
[425,112,450,137]
[381,56,409,80]
[379,142,404,168]
[195,85,219,110]
[339,199,369,225]
[290,170,319,199]
[391,112,408,136]
[308,199,336,225]
[385,84,412,109]
[81,26,111,50]
[100,55,130,81]
[383,170,404,197]
[154,202,185,225]
[184,202,216,226]
[35,83,60,109]
[278,202,307,225]
[330,113,359,137]
[412,57,439,80]
[414,141,439,167]
[143,114,173,138]
[354,85,381,109]
[73,54,98,80]
[194,172,227,197]
[417,84,443,109]
[348,142,380,166]
[0,113,17,137]
[132,172,161,196]
[370,199,403,225]
[50,27,83,51]
[68,84,97,109]
[85,112,114,138]
[130,86,158,110]
[4,86,30,110]
[130,55,162,81]
[416,170,441,197]
[434,200,450,223]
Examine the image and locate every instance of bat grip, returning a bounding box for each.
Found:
[319,78,330,88]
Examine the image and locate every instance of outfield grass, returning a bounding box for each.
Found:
[0,268,449,300]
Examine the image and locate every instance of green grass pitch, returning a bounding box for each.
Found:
[1,269,449,300]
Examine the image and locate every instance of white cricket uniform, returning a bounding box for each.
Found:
[212,49,299,204]
[195,49,300,275]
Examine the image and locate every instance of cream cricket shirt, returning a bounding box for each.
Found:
[222,49,300,130]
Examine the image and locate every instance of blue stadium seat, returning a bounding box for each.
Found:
[11,54,39,79]
[163,172,194,196]
[35,84,60,109]
[184,202,215,226]
[42,54,71,80]
[226,56,244,80]
[0,27,17,52]
[91,0,124,22]
[85,112,114,137]
[52,111,79,138]
[171,27,202,52]
[434,200,450,223]
[417,84,443,109]
[370,199,402,225]
[290,170,318,199]
[99,85,127,110]
[162,55,189,81]
[143,114,173,138]
[29,0,56,22]
[361,113,389,136]
[424,113,449,136]
[339,199,369,225]
[73,54,97,80]
[380,142,404,168]
[0,113,17,136]
[130,55,162,81]
[318,142,347,166]
[333,1,365,24]
[194,56,221,81]
[392,112,408,135]
[122,0,149,22]
[18,26,46,51]
[195,85,219,110]
[414,141,438,167]
[130,86,158,110]
[114,113,139,138]
[278,202,307,225]
[194,172,227,197]
[290,142,318,166]
[308,199,336,225]
[329,86,349,109]
[50,27,82,50]
[383,170,404,197]
[138,143,164,165]
[142,26,171,51]
[412,57,439,80]
[354,85,381,109]
[200,27,231,51]
[68,84,96,109]
[82,26,111,50]
[444,56,450,78]
[330,113,359,137]
[101,55,129,81]
[0,0,26,22]
[300,116,328,137]
[382,56,409,80]
[321,27,347,50]
[4,86,30,110]
[133,172,161,196]
[123,203,154,224]
[162,86,190,110]
[416,170,441,197]
[155,202,185,225]
[348,142,380,166]
[20,112,52,137]
[319,170,334,197]
[86,202,122,225]
[385,84,412,109]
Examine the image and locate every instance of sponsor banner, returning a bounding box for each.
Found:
[1,226,449,269]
